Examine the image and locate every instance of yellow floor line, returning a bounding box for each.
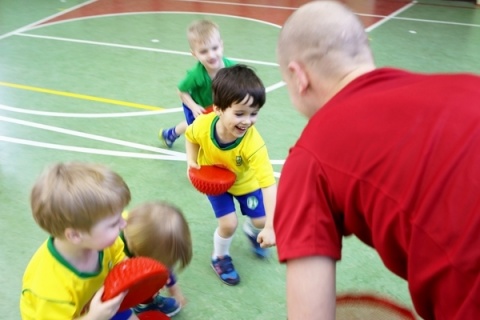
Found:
[0,81,164,111]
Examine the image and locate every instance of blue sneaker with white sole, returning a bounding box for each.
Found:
[159,128,178,148]
[133,294,181,317]
[211,255,240,286]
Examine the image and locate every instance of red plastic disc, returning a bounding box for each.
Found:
[204,105,214,114]
[188,165,236,196]
[102,257,169,312]
[137,310,171,320]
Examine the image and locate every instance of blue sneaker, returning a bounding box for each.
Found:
[243,222,269,258]
[159,128,178,148]
[211,255,240,286]
[133,294,181,317]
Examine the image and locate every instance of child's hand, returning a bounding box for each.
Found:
[191,104,205,118]
[85,286,127,320]
[172,292,187,307]
[169,284,187,307]
[186,161,200,180]
[187,161,201,170]
[257,226,276,248]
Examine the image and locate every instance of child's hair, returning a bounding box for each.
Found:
[187,19,221,49]
[212,64,266,110]
[123,201,192,270]
[30,162,131,238]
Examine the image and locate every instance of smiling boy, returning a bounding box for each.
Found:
[185,64,276,285]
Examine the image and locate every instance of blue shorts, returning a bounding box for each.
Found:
[183,103,196,125]
[207,189,265,219]
[110,309,132,320]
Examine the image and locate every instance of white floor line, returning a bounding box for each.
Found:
[366,1,417,32]
[0,136,185,161]
[0,115,185,157]
[0,0,97,41]
[0,104,182,118]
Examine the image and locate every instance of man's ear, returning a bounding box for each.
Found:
[288,61,309,94]
[64,228,83,244]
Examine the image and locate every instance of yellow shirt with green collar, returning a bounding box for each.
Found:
[185,112,276,196]
[20,237,125,320]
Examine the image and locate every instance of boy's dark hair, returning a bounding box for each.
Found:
[212,64,266,110]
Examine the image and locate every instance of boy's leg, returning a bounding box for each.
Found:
[211,213,240,285]
[159,121,185,148]
[208,193,240,285]
[237,190,269,258]
[243,217,269,258]
[158,103,194,148]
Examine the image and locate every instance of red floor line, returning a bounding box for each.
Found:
[38,0,411,28]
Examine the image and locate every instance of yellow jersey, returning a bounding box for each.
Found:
[20,237,125,319]
[185,112,276,195]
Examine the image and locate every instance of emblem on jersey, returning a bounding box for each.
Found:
[247,196,259,209]
[236,156,242,166]
[108,261,113,270]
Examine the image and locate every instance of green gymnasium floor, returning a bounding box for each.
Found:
[1,1,479,319]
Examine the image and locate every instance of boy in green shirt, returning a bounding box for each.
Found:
[160,19,235,148]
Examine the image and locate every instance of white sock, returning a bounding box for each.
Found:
[243,218,262,237]
[212,228,233,259]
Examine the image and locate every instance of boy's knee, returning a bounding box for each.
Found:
[249,217,266,229]
[218,213,238,235]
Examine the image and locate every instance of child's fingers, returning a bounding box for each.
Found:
[188,162,201,170]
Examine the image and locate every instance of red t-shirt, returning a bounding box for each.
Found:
[274,68,480,320]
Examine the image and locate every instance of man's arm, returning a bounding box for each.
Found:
[286,256,336,320]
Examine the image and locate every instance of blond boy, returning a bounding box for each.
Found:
[20,162,135,320]
[160,19,235,148]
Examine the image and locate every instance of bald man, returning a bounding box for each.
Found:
[274,1,480,319]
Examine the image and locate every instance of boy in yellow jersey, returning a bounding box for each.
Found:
[120,202,192,317]
[185,64,276,285]
[20,162,137,320]
[159,19,235,148]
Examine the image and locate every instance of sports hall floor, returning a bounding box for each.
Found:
[1,0,479,319]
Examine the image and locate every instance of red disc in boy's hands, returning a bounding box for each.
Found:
[137,310,171,320]
[188,165,236,196]
[204,105,214,114]
[102,257,169,312]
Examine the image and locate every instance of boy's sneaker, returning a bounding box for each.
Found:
[243,222,269,258]
[133,294,181,317]
[159,128,177,148]
[211,255,240,286]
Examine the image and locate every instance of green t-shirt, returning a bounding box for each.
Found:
[177,57,236,108]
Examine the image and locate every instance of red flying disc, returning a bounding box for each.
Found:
[188,165,236,196]
[204,105,214,114]
[137,310,171,320]
[102,257,169,312]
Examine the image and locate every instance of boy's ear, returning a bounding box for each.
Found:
[213,105,222,114]
[64,228,83,244]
